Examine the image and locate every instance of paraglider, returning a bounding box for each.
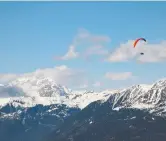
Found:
[133,38,146,48]
[133,38,146,55]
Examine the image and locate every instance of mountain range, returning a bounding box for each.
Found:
[0,75,166,141]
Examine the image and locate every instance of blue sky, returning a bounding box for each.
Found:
[0,2,166,90]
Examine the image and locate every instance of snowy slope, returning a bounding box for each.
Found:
[108,79,166,116]
[62,90,115,109]
[0,89,114,110]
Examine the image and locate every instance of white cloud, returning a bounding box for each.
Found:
[55,45,79,60]
[55,28,111,61]
[84,45,109,58]
[107,40,166,63]
[0,65,87,89]
[0,74,18,84]
[74,28,111,44]
[28,65,87,88]
[93,81,101,87]
[105,72,133,80]
[137,41,166,62]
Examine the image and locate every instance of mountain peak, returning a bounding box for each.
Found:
[107,78,166,116]
[8,75,70,98]
[152,78,166,88]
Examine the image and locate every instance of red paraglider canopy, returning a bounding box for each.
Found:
[133,38,146,48]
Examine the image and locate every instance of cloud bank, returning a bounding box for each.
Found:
[107,40,166,63]
[55,28,111,61]
[0,65,87,89]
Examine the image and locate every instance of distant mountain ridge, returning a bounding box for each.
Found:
[1,77,166,116]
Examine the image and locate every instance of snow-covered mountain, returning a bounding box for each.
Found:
[50,98,166,141]
[1,76,166,141]
[1,76,166,117]
[47,79,166,141]
[109,79,166,116]
[0,75,114,110]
